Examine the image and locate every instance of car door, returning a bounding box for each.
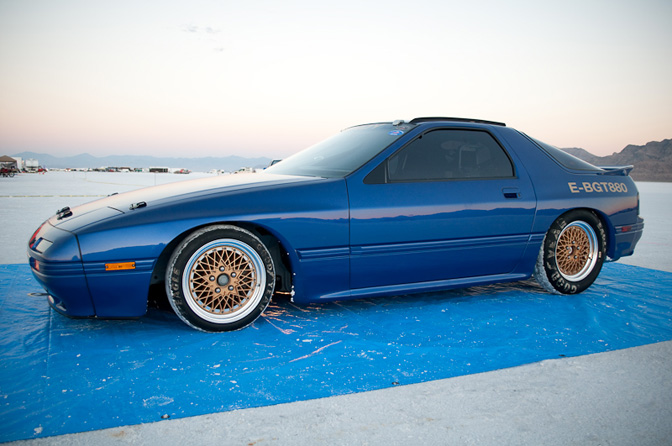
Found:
[347,128,537,291]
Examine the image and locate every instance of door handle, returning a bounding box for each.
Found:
[502,187,520,199]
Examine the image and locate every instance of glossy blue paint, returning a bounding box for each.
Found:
[27,119,644,327]
[347,178,536,290]
[28,222,96,316]
[76,177,352,314]
[83,259,156,316]
[493,126,641,240]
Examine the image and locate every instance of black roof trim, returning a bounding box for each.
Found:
[409,117,506,127]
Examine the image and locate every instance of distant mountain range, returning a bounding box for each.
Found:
[562,139,672,182]
[10,151,273,173]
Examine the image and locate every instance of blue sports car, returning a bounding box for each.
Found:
[28,117,644,331]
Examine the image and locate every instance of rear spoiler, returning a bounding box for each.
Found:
[597,165,634,176]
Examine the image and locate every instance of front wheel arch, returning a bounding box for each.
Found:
[149,222,293,304]
[164,224,276,332]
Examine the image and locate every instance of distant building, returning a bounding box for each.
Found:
[1,155,19,175]
[0,155,18,169]
[25,159,40,172]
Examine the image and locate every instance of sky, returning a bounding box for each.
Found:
[1,0,671,159]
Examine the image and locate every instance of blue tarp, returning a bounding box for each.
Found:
[1,263,672,442]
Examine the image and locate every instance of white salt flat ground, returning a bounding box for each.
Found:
[2,173,671,445]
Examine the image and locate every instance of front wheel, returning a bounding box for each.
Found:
[165,225,275,332]
[534,210,606,294]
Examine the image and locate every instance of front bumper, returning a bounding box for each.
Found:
[28,222,96,317]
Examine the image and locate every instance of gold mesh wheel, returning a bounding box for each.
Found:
[554,221,598,282]
[188,246,257,315]
[182,238,266,324]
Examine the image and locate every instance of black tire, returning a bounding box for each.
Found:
[165,225,275,332]
[534,210,606,294]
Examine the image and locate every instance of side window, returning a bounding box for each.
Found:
[386,129,514,182]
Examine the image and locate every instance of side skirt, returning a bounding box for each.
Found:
[315,272,532,302]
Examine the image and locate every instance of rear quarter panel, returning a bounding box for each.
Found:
[493,127,640,261]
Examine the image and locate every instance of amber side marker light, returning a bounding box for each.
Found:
[105,262,136,271]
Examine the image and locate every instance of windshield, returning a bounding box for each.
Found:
[265,123,412,178]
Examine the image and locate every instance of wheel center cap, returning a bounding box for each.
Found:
[217,274,230,286]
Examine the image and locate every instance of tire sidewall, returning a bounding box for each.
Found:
[166,225,275,332]
[540,210,606,294]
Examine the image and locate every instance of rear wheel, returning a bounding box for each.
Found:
[534,210,606,294]
[166,225,275,332]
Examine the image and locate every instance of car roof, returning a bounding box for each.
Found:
[408,117,506,127]
[344,117,507,132]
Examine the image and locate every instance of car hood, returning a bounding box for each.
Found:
[48,173,321,232]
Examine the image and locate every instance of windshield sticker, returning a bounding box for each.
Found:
[389,130,404,136]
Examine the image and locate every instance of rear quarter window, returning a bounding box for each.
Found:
[528,136,604,172]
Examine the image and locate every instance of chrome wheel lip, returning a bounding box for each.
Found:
[182,238,266,324]
[555,221,598,282]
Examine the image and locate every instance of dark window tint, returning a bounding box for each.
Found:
[528,136,604,172]
[386,129,514,182]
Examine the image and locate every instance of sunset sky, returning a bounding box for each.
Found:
[1,0,670,159]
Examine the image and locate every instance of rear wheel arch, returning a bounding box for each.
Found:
[550,207,612,256]
[590,208,617,260]
[534,208,608,294]
[572,208,616,260]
